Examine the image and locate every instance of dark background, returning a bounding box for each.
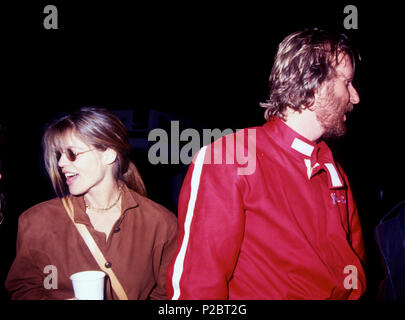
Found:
[0,1,403,301]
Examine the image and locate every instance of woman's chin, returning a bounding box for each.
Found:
[67,186,88,197]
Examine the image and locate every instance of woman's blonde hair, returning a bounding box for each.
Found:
[42,107,147,198]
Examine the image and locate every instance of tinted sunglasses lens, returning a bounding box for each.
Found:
[66,149,77,161]
[56,149,77,161]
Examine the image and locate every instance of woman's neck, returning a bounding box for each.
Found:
[84,180,121,210]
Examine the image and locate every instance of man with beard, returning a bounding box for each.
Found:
[167,28,366,299]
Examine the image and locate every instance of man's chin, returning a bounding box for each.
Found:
[322,124,347,139]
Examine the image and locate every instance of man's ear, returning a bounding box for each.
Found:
[102,148,118,165]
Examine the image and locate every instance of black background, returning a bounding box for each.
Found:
[0,0,404,306]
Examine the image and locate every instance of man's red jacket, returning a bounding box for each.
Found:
[167,118,366,299]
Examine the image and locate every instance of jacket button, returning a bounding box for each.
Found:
[105,261,112,268]
[113,227,120,233]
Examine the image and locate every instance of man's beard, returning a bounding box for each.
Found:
[315,87,353,139]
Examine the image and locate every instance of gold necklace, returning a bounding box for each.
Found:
[85,187,122,213]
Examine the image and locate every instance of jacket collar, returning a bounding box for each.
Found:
[264,117,344,189]
[263,117,316,156]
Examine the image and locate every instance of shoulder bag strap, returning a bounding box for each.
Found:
[62,198,129,300]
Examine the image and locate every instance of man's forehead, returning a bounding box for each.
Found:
[335,54,354,78]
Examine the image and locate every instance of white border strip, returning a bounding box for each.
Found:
[304,159,312,179]
[291,138,314,157]
[171,146,208,300]
[325,163,343,187]
[304,159,320,179]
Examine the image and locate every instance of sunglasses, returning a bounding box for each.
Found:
[56,148,95,162]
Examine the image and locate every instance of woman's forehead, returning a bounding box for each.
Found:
[55,130,89,149]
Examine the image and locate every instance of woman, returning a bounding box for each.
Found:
[6,107,178,300]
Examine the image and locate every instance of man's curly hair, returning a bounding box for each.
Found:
[260,28,358,121]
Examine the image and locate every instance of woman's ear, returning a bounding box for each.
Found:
[102,148,118,165]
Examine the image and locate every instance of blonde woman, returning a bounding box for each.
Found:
[6,107,177,299]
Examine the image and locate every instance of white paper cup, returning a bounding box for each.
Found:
[70,270,106,300]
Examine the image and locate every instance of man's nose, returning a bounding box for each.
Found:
[350,85,360,105]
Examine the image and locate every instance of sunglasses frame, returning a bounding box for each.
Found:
[56,148,95,162]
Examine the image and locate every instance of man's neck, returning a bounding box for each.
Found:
[283,107,324,142]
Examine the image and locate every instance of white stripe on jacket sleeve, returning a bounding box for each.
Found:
[171,146,208,300]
